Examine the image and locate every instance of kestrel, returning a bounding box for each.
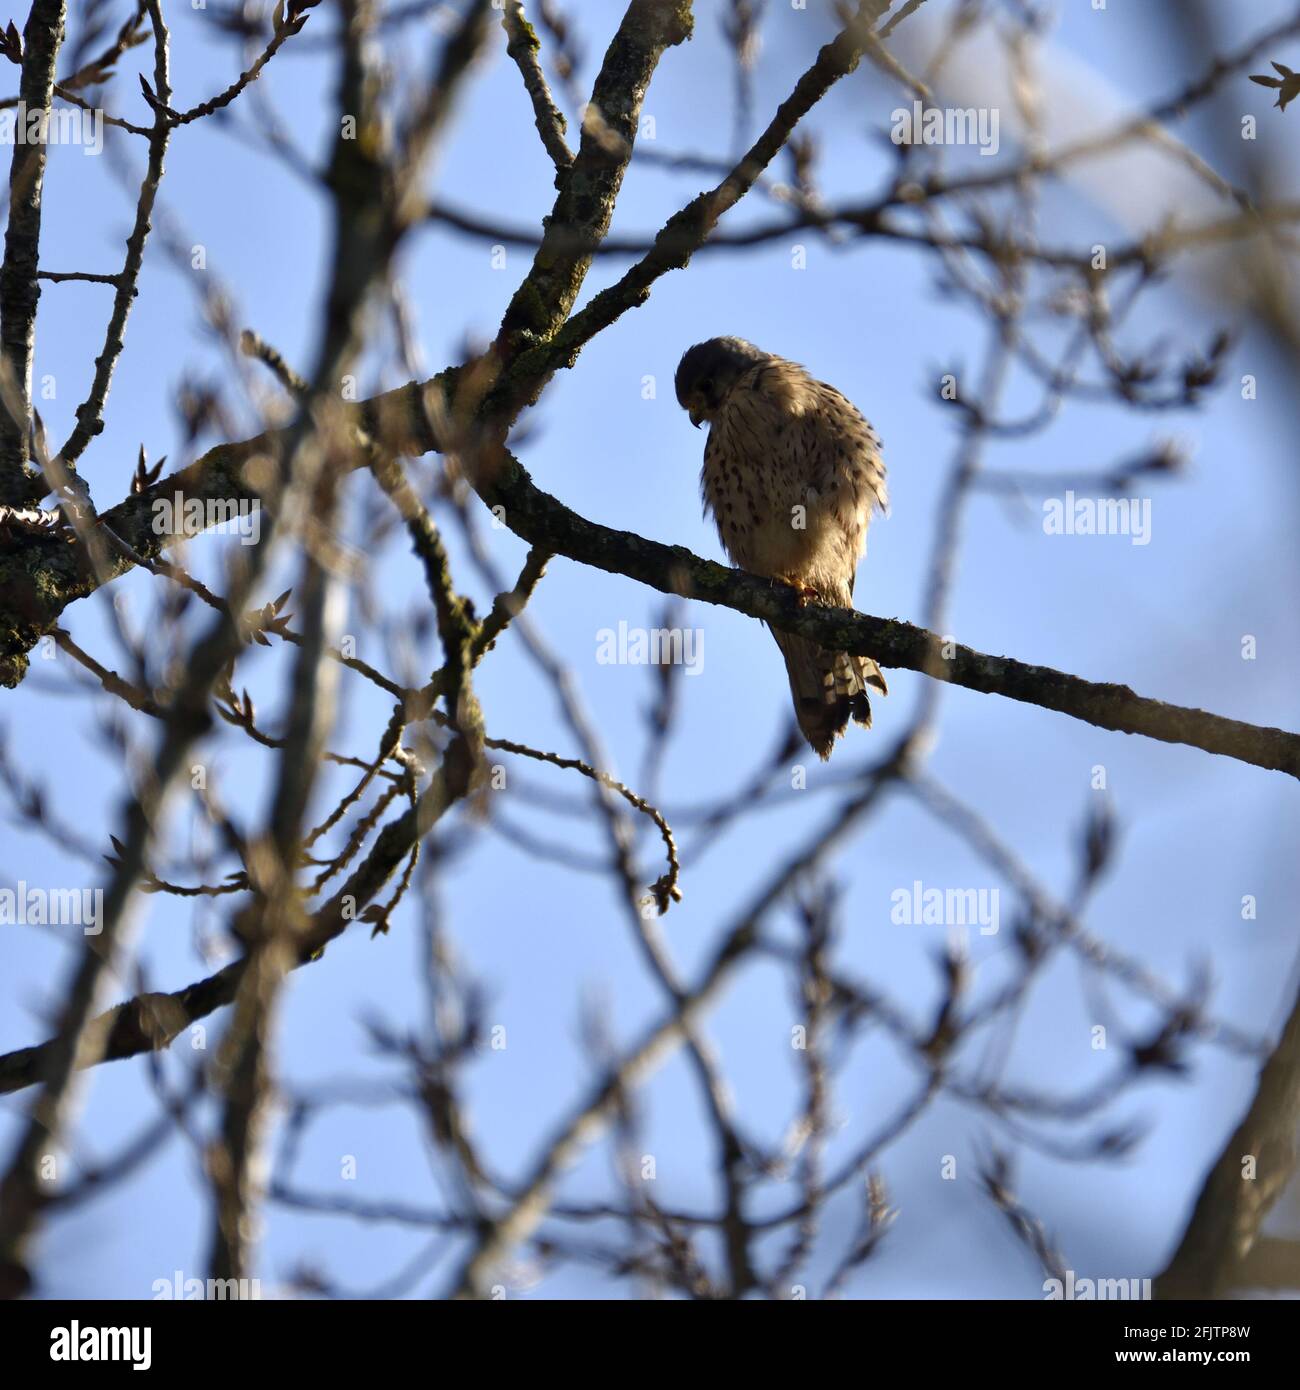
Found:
[675,337,888,760]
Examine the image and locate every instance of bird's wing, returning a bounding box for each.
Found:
[806,380,888,518]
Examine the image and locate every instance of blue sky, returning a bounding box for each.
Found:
[2,0,1299,1298]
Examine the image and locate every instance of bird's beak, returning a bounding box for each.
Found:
[688,406,705,428]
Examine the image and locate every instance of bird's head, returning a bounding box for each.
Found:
[675,337,767,427]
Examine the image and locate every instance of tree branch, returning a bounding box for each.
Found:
[0,0,66,501]
[1155,978,1300,1297]
[469,444,1300,780]
[501,1,573,175]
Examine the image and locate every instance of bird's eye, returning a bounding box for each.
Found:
[698,377,713,397]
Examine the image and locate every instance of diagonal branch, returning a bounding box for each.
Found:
[486,0,895,419]
[501,1,573,175]
[468,444,1300,780]
[1155,977,1300,1298]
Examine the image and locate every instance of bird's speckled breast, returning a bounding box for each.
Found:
[701,360,884,590]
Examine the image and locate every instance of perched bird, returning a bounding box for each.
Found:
[675,336,888,760]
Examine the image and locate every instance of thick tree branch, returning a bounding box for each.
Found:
[489,0,894,412]
[1155,979,1300,1297]
[493,0,693,360]
[470,445,1300,780]
[0,0,66,501]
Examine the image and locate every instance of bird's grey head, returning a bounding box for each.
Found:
[675,337,768,427]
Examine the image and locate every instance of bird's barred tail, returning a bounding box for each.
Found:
[771,628,888,761]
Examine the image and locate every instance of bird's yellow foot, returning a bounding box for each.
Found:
[776,575,820,607]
